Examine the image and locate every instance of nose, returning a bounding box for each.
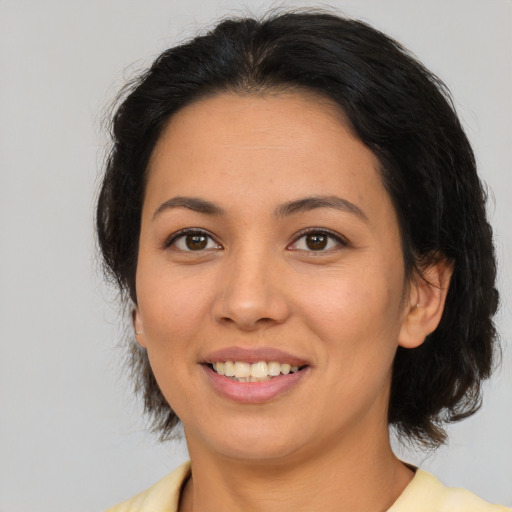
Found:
[212,248,291,331]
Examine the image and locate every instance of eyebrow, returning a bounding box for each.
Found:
[274,195,368,221]
[153,194,367,222]
[153,196,225,219]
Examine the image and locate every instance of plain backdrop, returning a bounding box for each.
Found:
[0,1,511,510]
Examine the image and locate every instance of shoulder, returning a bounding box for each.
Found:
[104,461,191,512]
[389,469,511,512]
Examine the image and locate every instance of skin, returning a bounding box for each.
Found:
[134,92,452,512]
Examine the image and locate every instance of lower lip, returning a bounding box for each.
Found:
[202,365,309,404]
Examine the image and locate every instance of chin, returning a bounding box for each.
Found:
[187,416,311,463]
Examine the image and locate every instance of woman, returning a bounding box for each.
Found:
[97,10,509,512]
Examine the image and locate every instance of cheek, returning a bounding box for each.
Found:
[297,263,405,356]
[136,266,216,351]
[135,270,215,413]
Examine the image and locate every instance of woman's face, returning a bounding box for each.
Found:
[135,92,416,462]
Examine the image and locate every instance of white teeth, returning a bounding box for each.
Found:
[234,362,251,378]
[268,361,281,376]
[211,360,303,381]
[224,361,235,377]
[250,361,268,378]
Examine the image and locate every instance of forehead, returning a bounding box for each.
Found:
[145,92,394,225]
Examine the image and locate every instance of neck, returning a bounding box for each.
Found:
[179,423,414,512]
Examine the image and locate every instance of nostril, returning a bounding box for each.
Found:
[212,283,292,329]
[218,315,274,328]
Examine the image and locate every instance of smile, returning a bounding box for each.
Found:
[210,361,302,382]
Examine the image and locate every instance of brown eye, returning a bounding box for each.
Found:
[288,230,346,252]
[169,230,221,252]
[305,233,328,250]
[186,233,208,250]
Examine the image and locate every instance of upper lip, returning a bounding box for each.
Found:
[203,346,310,367]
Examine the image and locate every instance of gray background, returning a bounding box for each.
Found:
[1,1,511,510]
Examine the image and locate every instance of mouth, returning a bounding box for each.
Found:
[206,360,307,382]
[201,347,311,402]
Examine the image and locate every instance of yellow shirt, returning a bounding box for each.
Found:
[105,461,511,512]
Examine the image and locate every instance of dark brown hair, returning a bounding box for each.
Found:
[97,10,499,447]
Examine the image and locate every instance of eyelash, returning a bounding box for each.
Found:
[164,228,221,251]
[288,228,348,252]
[163,228,348,252]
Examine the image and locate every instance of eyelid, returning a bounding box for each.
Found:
[163,227,347,252]
[164,228,222,250]
[287,227,349,251]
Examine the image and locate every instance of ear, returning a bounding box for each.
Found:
[398,258,454,349]
[132,306,147,348]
